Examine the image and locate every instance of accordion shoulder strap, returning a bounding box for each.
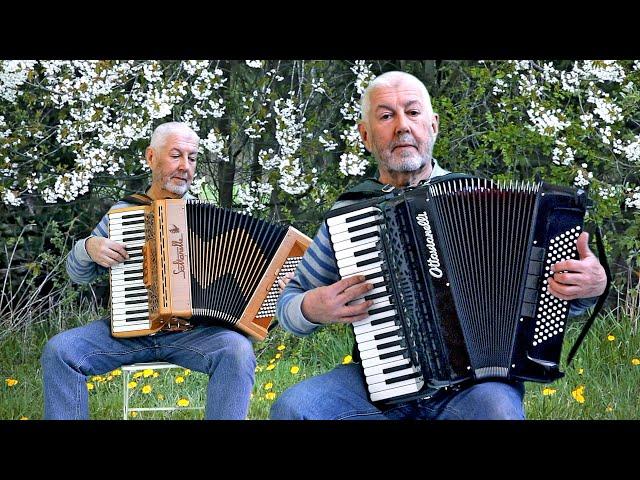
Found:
[122,192,154,206]
[565,226,612,365]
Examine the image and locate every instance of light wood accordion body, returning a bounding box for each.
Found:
[108,199,310,340]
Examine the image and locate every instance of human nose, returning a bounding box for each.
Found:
[177,155,189,170]
[395,112,410,134]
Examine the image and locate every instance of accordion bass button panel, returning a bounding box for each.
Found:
[327,204,424,402]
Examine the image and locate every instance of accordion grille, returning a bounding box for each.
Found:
[186,201,288,325]
[427,179,538,374]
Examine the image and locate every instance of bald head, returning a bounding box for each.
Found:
[360,71,434,124]
[150,122,199,150]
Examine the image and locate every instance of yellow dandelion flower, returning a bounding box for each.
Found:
[264,382,273,390]
[266,364,276,371]
[177,398,190,407]
[578,368,584,375]
[91,375,105,382]
[277,345,286,351]
[86,382,94,391]
[255,365,264,373]
[342,355,352,365]
[175,376,185,384]
[153,372,159,378]
[571,385,585,404]
[275,353,282,359]
[250,393,254,399]
[607,334,615,341]
[5,378,18,387]
[19,416,28,420]
[111,369,122,376]
[130,411,138,418]
[269,358,276,364]
[183,369,191,376]
[157,394,164,401]
[290,366,300,374]
[142,369,154,378]
[606,405,614,412]
[632,358,640,366]
[142,385,152,394]
[265,392,276,400]
[133,371,143,379]
[127,381,138,389]
[106,375,113,381]
[542,387,557,396]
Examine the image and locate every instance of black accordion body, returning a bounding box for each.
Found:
[325,175,588,404]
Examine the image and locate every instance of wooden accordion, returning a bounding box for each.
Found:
[108,199,311,340]
[325,175,588,404]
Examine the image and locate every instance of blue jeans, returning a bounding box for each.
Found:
[41,317,256,420]
[269,363,525,420]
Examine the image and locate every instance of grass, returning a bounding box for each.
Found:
[1,300,639,420]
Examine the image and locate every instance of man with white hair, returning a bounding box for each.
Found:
[270,71,607,420]
[41,122,256,420]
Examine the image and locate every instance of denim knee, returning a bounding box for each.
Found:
[207,333,256,373]
[457,382,525,420]
[270,385,305,420]
[41,331,72,369]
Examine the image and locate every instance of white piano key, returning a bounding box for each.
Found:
[355,324,401,343]
[363,357,412,377]
[339,259,383,277]
[366,365,421,386]
[334,240,379,261]
[336,250,380,269]
[330,225,381,245]
[352,314,397,336]
[359,343,404,360]
[368,376,423,394]
[348,284,390,306]
[112,321,151,332]
[108,210,146,220]
[332,234,381,253]
[361,349,406,369]
[356,333,403,352]
[326,206,380,227]
[369,379,424,402]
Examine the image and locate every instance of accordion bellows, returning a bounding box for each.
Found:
[326,176,587,404]
[108,199,310,340]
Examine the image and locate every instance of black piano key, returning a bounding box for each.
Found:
[125,298,149,305]
[379,350,405,360]
[351,231,379,243]
[122,235,145,242]
[345,211,377,223]
[123,259,142,265]
[385,371,422,385]
[377,339,403,350]
[123,275,143,282]
[354,246,379,257]
[124,285,147,292]
[374,329,401,341]
[122,268,143,275]
[369,304,395,315]
[370,316,398,327]
[356,257,380,268]
[121,213,144,219]
[364,272,382,281]
[348,220,381,233]
[126,316,149,322]
[364,291,390,301]
[125,308,149,315]
[120,228,145,235]
[382,363,412,375]
[121,220,145,226]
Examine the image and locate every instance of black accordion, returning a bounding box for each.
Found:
[108,199,310,340]
[325,175,588,404]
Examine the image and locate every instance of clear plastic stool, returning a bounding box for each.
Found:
[122,362,204,419]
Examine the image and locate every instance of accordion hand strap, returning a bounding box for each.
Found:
[565,226,612,366]
[122,193,154,206]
